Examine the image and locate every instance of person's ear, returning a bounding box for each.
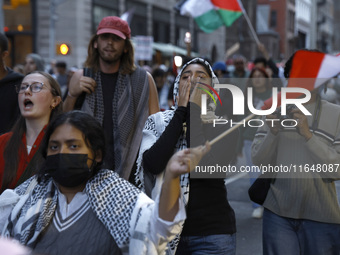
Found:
[51,96,61,109]
[94,41,98,49]
[123,44,128,53]
[1,50,9,59]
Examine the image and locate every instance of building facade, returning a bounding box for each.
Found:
[2,0,227,69]
[333,0,340,53]
[296,0,312,49]
[257,0,296,60]
[2,0,335,69]
[315,0,334,53]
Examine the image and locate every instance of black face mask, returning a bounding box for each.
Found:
[43,153,95,188]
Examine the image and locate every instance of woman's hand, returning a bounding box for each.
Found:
[189,78,207,108]
[165,141,211,179]
[177,76,191,107]
[159,142,211,221]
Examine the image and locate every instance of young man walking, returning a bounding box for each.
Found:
[64,16,159,180]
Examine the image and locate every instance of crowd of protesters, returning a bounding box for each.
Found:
[0,15,339,255]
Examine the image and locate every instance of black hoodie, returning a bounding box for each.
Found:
[0,67,24,135]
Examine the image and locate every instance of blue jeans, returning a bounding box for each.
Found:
[263,208,340,255]
[175,234,236,255]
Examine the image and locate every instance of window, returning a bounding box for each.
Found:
[93,6,118,33]
[270,10,277,28]
[297,31,306,49]
[3,1,33,67]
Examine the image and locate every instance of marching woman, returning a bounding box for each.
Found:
[136,58,239,255]
[0,71,62,192]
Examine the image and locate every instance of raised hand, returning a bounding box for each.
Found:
[159,142,211,221]
[68,70,97,98]
[177,76,191,107]
[291,108,313,140]
[189,77,207,108]
[165,142,211,179]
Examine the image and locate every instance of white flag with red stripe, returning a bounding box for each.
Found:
[262,50,340,110]
[288,50,340,90]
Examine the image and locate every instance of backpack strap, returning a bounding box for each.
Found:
[73,68,94,110]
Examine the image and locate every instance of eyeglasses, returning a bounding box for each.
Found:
[16,82,47,94]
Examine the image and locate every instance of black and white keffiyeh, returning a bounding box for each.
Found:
[1,170,165,254]
[81,66,150,180]
[135,58,219,254]
[172,58,219,107]
[135,110,189,202]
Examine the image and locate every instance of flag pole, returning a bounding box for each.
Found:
[209,113,255,146]
[237,0,260,45]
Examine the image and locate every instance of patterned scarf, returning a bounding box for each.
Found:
[135,110,189,202]
[135,58,219,254]
[1,170,162,254]
[81,66,149,180]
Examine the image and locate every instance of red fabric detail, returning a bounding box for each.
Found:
[289,50,324,79]
[0,126,47,189]
[211,0,242,12]
[287,50,324,91]
[96,16,131,39]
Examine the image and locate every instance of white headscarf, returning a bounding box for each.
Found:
[172,57,219,108]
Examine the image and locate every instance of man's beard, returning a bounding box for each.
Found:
[101,58,116,65]
[99,49,123,65]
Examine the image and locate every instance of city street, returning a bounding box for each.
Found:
[226,155,263,255]
[226,156,340,255]
[1,1,340,254]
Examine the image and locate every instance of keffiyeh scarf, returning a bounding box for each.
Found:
[81,66,150,180]
[2,170,159,254]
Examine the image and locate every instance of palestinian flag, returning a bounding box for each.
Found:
[211,0,244,27]
[180,0,243,33]
[288,50,340,90]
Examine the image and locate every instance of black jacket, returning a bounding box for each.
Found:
[0,68,24,134]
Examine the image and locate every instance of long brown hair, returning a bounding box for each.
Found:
[83,35,136,75]
[1,71,63,191]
